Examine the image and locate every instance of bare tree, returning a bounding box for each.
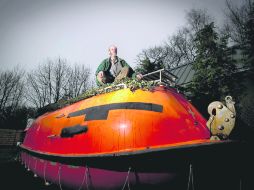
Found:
[52,59,69,102]
[136,9,213,70]
[26,58,91,108]
[164,27,196,68]
[225,0,254,67]
[186,8,212,33]
[26,72,47,109]
[164,9,212,67]
[26,61,53,108]
[136,46,168,64]
[0,68,25,118]
[225,0,254,44]
[63,64,90,99]
[136,46,168,73]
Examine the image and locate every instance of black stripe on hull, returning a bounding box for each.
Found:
[68,102,163,121]
[19,140,238,172]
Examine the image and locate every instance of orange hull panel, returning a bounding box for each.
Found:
[22,86,210,156]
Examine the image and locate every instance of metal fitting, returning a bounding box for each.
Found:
[230,114,235,118]
[217,104,223,109]
[224,118,230,122]
[218,125,224,130]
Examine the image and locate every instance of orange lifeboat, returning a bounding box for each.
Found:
[19,71,234,189]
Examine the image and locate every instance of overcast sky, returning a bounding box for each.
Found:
[0,0,241,75]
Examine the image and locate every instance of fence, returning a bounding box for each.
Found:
[0,129,25,163]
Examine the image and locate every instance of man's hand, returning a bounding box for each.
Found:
[136,73,143,80]
[97,71,105,84]
[98,71,104,79]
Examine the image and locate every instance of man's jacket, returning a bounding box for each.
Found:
[95,57,136,86]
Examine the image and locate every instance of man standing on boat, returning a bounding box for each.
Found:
[95,45,142,86]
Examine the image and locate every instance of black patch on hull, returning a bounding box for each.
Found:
[68,102,163,121]
[60,125,88,138]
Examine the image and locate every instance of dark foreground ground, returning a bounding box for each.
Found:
[1,143,254,190]
[1,161,59,190]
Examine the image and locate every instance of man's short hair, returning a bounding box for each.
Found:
[108,45,117,51]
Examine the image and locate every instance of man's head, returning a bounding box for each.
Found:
[108,45,117,57]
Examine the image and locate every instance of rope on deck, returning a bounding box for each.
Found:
[78,165,88,190]
[58,163,63,190]
[33,158,38,177]
[43,161,51,186]
[85,166,91,190]
[121,167,131,190]
[187,164,194,190]
[58,164,90,190]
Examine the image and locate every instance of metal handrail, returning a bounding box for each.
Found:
[142,69,164,77]
[142,69,178,86]
[101,69,178,91]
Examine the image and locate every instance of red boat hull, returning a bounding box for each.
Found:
[20,86,213,189]
[21,152,178,189]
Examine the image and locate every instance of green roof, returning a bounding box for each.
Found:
[169,63,194,86]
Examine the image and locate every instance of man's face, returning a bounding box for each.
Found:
[109,46,117,57]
